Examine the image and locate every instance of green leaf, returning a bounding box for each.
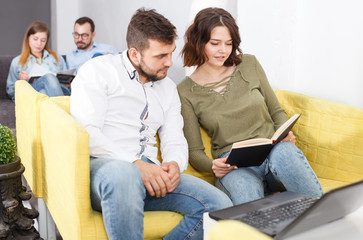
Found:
[0,124,17,165]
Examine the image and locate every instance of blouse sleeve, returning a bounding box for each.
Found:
[254,56,288,130]
[178,87,214,173]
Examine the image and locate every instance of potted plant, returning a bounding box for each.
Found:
[0,124,41,239]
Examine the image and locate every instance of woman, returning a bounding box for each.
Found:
[6,21,70,101]
[178,7,323,205]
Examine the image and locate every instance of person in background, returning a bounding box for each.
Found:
[178,7,323,205]
[70,8,232,240]
[66,16,118,72]
[6,21,69,101]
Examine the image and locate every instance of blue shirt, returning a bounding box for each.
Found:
[6,50,67,101]
[66,42,118,72]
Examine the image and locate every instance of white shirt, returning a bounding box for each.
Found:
[70,50,188,172]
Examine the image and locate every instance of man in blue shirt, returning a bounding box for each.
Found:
[66,17,118,72]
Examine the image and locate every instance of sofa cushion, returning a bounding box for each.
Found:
[0,55,16,131]
[0,55,14,100]
[184,127,215,185]
[275,90,363,191]
[0,99,15,131]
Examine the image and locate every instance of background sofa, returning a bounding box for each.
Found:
[0,54,68,133]
[15,80,363,239]
[0,55,16,132]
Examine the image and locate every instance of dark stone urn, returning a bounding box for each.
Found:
[0,156,42,240]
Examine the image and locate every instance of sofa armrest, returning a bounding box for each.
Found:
[15,80,48,197]
[39,99,107,239]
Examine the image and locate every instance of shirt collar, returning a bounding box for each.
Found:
[75,41,97,53]
[120,50,156,87]
[29,49,50,60]
[43,49,50,58]
[121,50,138,80]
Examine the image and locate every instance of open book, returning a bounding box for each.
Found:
[226,114,301,167]
[28,64,75,84]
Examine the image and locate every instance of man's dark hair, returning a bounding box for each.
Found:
[127,8,177,52]
[75,16,95,32]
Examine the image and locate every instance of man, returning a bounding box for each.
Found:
[70,8,232,240]
[66,16,118,72]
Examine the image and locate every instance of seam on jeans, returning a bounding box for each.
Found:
[185,218,203,240]
[169,190,209,240]
[301,154,324,193]
[93,172,118,237]
[215,178,232,199]
[295,146,323,193]
[270,144,323,195]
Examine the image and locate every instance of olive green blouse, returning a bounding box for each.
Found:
[177,54,288,173]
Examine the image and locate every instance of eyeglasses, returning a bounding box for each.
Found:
[72,32,90,40]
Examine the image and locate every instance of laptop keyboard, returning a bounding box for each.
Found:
[238,197,317,230]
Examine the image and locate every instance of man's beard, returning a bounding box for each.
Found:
[138,58,167,81]
[76,40,92,50]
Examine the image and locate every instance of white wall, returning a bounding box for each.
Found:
[294,0,363,108]
[51,0,79,53]
[53,0,236,85]
[53,0,363,108]
[238,0,363,108]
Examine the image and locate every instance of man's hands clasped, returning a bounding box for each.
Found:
[133,160,180,198]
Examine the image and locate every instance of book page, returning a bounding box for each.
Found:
[232,138,272,149]
[271,114,301,142]
[29,64,53,77]
[58,68,75,75]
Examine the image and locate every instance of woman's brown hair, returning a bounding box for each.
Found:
[182,7,242,67]
[18,21,59,67]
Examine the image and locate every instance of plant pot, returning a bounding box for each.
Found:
[0,156,42,240]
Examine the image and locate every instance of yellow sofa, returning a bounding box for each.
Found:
[206,90,363,239]
[15,80,213,240]
[15,80,363,239]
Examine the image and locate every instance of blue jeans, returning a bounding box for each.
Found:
[31,73,69,96]
[90,157,232,240]
[215,142,323,205]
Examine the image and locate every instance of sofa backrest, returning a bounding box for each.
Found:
[0,55,66,100]
[275,90,363,183]
[45,89,363,185]
[0,55,15,99]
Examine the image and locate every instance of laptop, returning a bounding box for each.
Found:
[209,180,363,239]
